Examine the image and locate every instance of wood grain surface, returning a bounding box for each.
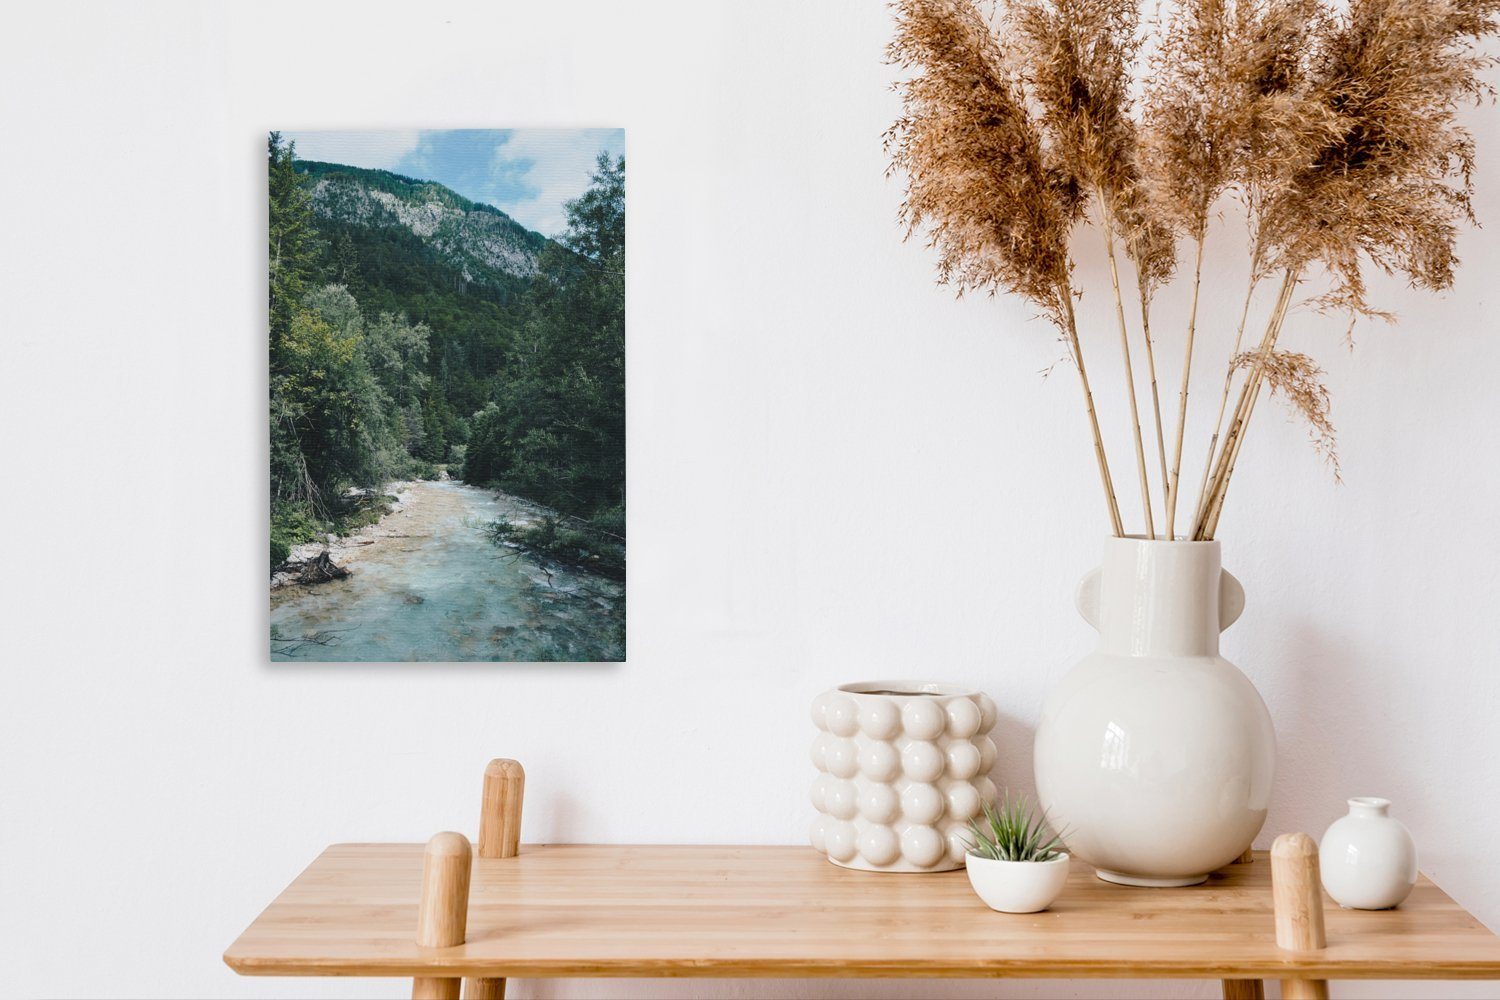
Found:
[223,844,1500,980]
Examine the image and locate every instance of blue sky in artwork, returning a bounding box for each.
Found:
[281,129,624,237]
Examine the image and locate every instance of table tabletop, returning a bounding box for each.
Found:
[223,843,1500,980]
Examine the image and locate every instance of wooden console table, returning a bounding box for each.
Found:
[224,760,1500,999]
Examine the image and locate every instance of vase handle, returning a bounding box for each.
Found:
[1219,570,1245,631]
[1076,567,1246,632]
[1075,567,1104,630]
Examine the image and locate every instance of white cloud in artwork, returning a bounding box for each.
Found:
[491,129,624,236]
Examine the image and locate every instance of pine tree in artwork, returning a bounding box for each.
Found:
[488,154,626,522]
[268,132,320,367]
[419,392,448,463]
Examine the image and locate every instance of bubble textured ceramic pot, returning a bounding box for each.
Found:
[1033,538,1276,887]
[810,682,999,872]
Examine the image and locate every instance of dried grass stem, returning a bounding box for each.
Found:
[1194,267,1299,538]
[1165,235,1206,540]
[1059,272,1127,535]
[1098,197,1157,538]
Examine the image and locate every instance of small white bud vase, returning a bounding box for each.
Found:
[1319,797,1417,909]
[810,682,999,872]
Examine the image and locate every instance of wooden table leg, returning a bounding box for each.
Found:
[412,832,472,1000]
[465,759,525,1000]
[1272,832,1330,1000]
[1221,980,1264,999]
[464,977,505,999]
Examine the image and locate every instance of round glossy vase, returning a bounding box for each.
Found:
[1033,538,1276,887]
[810,682,999,872]
[1319,797,1416,909]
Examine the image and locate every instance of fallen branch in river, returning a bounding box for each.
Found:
[271,625,357,656]
[277,549,352,585]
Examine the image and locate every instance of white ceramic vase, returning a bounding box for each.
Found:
[965,853,1071,913]
[1033,537,1276,886]
[810,682,999,872]
[1319,797,1417,909]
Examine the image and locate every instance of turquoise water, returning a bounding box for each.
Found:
[270,481,624,662]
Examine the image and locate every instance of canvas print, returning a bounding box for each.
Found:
[269,130,625,661]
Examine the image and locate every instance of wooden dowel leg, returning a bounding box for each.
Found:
[464,979,505,999]
[465,759,525,1000]
[413,831,472,1000]
[478,759,525,859]
[414,975,463,1000]
[1272,832,1329,1000]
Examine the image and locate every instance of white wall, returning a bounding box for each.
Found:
[3,1,1498,997]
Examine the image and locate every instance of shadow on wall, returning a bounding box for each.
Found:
[1262,620,1417,846]
[991,708,1038,800]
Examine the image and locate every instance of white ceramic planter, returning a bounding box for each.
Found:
[810,682,999,872]
[1033,538,1276,886]
[965,853,1071,913]
[1319,797,1417,909]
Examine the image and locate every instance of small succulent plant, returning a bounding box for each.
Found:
[965,792,1067,863]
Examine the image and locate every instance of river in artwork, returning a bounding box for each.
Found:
[270,480,624,662]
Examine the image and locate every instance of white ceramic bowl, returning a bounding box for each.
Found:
[964,853,1070,913]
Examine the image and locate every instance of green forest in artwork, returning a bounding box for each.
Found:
[269,130,625,662]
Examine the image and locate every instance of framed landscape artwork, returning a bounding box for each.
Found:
[268,129,625,662]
